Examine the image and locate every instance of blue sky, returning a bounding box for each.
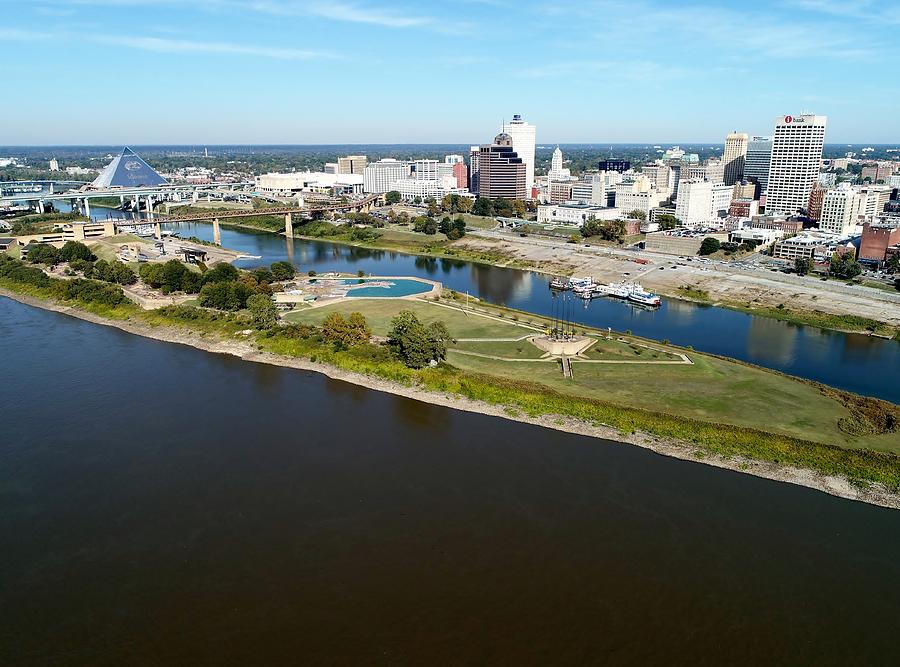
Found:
[2,0,898,145]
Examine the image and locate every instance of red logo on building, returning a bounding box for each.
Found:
[784,116,793,123]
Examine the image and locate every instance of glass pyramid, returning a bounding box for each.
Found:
[91,147,167,189]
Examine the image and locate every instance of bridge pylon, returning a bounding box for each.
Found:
[284,212,292,238]
[213,218,221,245]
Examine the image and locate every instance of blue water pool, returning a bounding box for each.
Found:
[330,278,434,298]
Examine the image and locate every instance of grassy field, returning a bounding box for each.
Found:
[581,337,682,361]
[446,349,898,454]
[285,299,532,339]
[451,339,546,359]
[286,296,899,456]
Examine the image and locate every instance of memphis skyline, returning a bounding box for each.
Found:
[2,0,898,145]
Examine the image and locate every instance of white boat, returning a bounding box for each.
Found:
[604,282,634,298]
[572,281,597,295]
[235,254,262,260]
[627,288,661,306]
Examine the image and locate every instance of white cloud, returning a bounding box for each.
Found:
[96,35,335,60]
[0,26,336,61]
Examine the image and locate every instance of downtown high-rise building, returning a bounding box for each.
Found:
[363,159,410,194]
[337,155,368,175]
[723,132,749,186]
[743,136,773,195]
[501,114,536,191]
[765,115,827,215]
[475,132,527,200]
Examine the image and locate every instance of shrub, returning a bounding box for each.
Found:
[270,261,295,281]
[26,244,60,265]
[57,241,95,263]
[247,293,278,329]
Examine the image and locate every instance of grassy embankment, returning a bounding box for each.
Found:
[2,260,899,491]
[676,282,899,340]
[286,298,900,455]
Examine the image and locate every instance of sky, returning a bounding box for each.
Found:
[1,0,898,145]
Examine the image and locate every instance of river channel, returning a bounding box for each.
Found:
[1,297,899,664]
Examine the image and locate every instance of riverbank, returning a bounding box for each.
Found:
[3,285,899,510]
[188,212,900,339]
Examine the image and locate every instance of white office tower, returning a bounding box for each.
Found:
[444,154,464,164]
[413,159,439,180]
[363,159,410,194]
[766,115,827,215]
[675,179,713,227]
[857,185,892,221]
[723,132,749,186]
[820,184,860,236]
[710,183,734,219]
[501,114,536,192]
[548,146,571,180]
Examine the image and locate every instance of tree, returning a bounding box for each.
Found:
[512,199,526,218]
[322,311,371,347]
[829,252,862,279]
[794,257,815,276]
[198,280,253,310]
[885,254,900,274]
[656,214,680,230]
[270,261,296,281]
[427,200,441,217]
[200,262,239,286]
[387,310,451,368]
[439,216,452,235]
[455,197,473,214]
[58,241,95,263]
[412,196,422,206]
[472,197,493,217]
[384,191,401,205]
[627,209,647,221]
[27,244,59,265]
[699,237,721,256]
[493,197,514,217]
[247,293,278,329]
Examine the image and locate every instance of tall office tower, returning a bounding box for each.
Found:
[413,159,439,180]
[765,114,827,215]
[476,132,527,200]
[444,154,464,164]
[469,145,481,194]
[807,184,827,222]
[548,146,571,180]
[501,114,536,191]
[820,184,860,235]
[451,161,468,189]
[49,158,59,171]
[744,136,773,195]
[723,132,749,186]
[674,179,713,227]
[598,159,631,173]
[338,155,368,175]
[363,159,410,194]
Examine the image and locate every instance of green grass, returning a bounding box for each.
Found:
[450,339,546,359]
[285,299,531,339]
[581,337,681,361]
[677,284,711,301]
[445,350,899,455]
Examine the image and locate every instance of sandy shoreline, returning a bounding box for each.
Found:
[3,287,898,510]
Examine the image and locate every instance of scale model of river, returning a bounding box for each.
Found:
[55,200,900,402]
[2,296,900,664]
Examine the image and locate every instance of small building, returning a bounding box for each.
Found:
[859,220,900,265]
[0,237,18,252]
